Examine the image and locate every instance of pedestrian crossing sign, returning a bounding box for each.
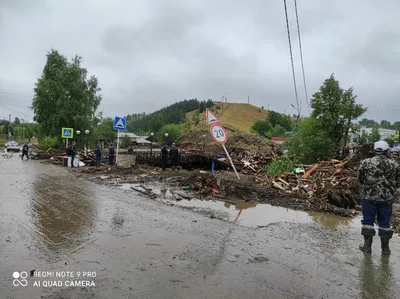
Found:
[113,116,126,131]
[61,128,74,139]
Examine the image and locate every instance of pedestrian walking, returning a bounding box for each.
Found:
[108,143,115,165]
[21,142,29,160]
[358,140,400,255]
[94,144,102,168]
[161,144,169,171]
[69,141,77,167]
[169,143,180,171]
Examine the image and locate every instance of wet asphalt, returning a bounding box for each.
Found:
[1,156,400,299]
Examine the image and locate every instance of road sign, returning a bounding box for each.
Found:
[210,123,228,144]
[61,128,74,139]
[206,108,220,125]
[113,116,126,131]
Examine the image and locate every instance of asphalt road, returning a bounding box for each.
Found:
[1,156,400,299]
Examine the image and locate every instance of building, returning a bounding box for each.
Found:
[121,133,152,145]
[271,136,289,144]
[354,126,397,141]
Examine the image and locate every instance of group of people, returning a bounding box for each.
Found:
[161,143,180,171]
[68,141,115,168]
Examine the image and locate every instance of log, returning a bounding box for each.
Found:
[302,164,318,179]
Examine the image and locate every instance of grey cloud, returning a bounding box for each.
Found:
[1,0,400,123]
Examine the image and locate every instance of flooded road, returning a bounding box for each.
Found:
[1,157,400,298]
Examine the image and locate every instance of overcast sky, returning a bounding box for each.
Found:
[1,0,399,123]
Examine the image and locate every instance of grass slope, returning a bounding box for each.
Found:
[186,103,268,133]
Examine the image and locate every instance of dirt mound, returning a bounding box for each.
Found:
[179,130,280,152]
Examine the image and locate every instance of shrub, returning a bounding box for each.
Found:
[39,137,61,149]
[265,155,296,177]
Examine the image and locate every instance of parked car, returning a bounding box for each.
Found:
[6,141,20,152]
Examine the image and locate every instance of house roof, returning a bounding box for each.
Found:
[272,136,288,141]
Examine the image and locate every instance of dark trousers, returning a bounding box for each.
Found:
[96,156,101,166]
[161,157,168,170]
[21,150,29,160]
[361,200,392,229]
[71,154,76,167]
[171,158,179,170]
[108,155,115,165]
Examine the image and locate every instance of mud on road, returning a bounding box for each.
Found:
[2,157,400,299]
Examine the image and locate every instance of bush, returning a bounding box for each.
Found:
[285,117,335,164]
[265,156,296,177]
[39,137,61,149]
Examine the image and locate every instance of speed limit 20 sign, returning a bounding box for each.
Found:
[210,123,228,144]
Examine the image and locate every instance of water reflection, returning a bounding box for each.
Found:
[359,254,394,299]
[308,211,355,229]
[30,175,97,260]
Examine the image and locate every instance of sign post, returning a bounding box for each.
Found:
[61,128,74,149]
[113,116,126,166]
[209,123,240,180]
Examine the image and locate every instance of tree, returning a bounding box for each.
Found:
[311,74,366,155]
[121,134,132,148]
[370,124,381,142]
[32,49,102,143]
[13,117,20,126]
[149,114,164,132]
[359,118,378,127]
[92,118,115,143]
[199,101,206,113]
[380,120,391,129]
[286,117,336,164]
[272,124,286,137]
[267,110,293,131]
[251,120,273,138]
[157,124,182,144]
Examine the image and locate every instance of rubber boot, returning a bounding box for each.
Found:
[359,226,375,253]
[379,229,393,256]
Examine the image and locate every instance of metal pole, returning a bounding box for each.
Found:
[116,131,120,166]
[222,144,240,180]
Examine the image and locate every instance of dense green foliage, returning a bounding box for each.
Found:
[251,110,294,138]
[286,74,366,164]
[126,99,213,134]
[31,49,102,145]
[359,118,400,131]
[285,117,336,164]
[265,155,296,177]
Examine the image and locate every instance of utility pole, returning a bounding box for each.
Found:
[8,114,11,141]
[248,95,250,104]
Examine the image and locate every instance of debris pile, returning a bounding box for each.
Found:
[264,145,376,210]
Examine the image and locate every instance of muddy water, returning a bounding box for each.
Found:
[1,157,400,298]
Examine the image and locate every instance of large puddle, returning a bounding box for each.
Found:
[119,184,362,231]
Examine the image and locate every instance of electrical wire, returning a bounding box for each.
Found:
[293,0,310,114]
[283,0,300,118]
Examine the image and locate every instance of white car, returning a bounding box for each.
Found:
[6,141,20,152]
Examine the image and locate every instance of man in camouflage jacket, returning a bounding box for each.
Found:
[357,140,400,255]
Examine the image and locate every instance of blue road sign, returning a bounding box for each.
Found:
[61,127,74,139]
[113,116,126,131]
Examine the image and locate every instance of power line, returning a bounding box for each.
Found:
[293,0,310,114]
[283,0,300,117]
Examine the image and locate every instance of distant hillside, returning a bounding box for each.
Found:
[186,103,268,133]
[125,99,213,133]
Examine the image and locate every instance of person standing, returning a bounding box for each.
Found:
[161,144,169,171]
[94,144,102,168]
[108,143,115,165]
[69,141,78,167]
[358,140,400,255]
[169,143,180,171]
[21,142,29,160]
